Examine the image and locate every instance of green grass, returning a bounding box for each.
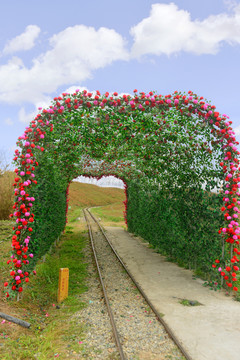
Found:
[69,181,125,209]
[68,181,126,227]
[23,230,88,307]
[0,221,13,299]
[1,318,86,360]
[0,219,88,359]
[0,220,13,241]
[91,202,126,228]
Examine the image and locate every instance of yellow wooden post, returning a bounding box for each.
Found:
[57,268,69,303]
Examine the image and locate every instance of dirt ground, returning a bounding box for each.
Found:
[105,227,240,360]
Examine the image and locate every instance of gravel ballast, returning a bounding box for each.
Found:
[75,212,185,360]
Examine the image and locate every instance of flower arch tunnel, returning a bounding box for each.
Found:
[5,89,240,296]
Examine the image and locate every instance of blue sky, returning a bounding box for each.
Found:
[1,0,240,163]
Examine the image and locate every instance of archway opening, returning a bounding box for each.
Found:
[69,175,126,228]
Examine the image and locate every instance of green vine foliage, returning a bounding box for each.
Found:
[127,180,223,274]
[28,159,67,264]
[4,89,240,296]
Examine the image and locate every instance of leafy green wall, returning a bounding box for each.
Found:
[127,180,223,274]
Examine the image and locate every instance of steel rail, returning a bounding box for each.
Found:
[83,209,126,360]
[86,208,194,360]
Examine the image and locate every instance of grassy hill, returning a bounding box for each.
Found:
[0,171,15,219]
[68,181,126,227]
[69,181,125,208]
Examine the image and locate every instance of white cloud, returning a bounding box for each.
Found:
[35,96,53,111]
[3,25,41,55]
[18,107,37,123]
[224,0,239,11]
[4,117,13,126]
[64,85,89,94]
[0,25,128,105]
[2,5,240,113]
[75,175,124,188]
[233,125,240,135]
[130,3,240,57]
[16,94,53,125]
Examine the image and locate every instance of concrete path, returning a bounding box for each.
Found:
[105,227,240,360]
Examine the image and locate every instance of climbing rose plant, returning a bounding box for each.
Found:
[3,89,240,297]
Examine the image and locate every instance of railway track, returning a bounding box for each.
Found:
[83,208,193,360]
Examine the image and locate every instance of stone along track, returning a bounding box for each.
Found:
[83,208,192,360]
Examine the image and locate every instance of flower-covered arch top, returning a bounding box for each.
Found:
[4,89,240,296]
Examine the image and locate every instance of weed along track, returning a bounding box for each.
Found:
[83,208,191,360]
